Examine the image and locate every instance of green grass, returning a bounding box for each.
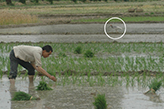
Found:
[72,16,164,23]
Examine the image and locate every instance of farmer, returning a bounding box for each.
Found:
[9,45,57,86]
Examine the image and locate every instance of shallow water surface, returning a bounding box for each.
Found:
[1,76,164,109]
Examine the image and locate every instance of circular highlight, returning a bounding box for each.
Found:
[104,17,126,40]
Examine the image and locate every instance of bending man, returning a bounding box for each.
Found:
[9,45,56,85]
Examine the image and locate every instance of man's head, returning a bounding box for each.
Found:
[42,45,53,58]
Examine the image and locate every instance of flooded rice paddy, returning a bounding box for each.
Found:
[1,75,164,109]
[0,23,164,34]
[0,23,164,109]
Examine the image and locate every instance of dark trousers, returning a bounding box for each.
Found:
[9,49,35,79]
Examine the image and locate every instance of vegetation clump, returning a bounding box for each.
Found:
[0,12,38,25]
[84,50,94,58]
[19,0,26,4]
[12,91,37,101]
[144,79,162,94]
[93,94,107,109]
[36,81,52,91]
[58,52,67,57]
[74,46,82,54]
[47,0,53,4]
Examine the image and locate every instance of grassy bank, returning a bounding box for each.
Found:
[71,16,164,23]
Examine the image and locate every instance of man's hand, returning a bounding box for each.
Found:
[32,65,57,82]
[49,76,57,82]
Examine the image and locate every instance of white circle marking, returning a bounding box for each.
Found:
[104,17,126,40]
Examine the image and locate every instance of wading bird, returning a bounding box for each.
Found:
[109,24,122,32]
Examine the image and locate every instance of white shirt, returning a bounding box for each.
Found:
[13,45,42,67]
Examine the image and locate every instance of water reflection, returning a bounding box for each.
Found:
[145,93,163,103]
[9,78,42,109]
[1,76,164,109]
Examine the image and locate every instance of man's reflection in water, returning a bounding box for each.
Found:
[9,80,40,109]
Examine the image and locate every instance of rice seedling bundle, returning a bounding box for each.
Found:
[144,79,162,94]
[93,94,107,109]
[12,91,37,101]
[36,81,52,90]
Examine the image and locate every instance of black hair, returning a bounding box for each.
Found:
[42,45,53,52]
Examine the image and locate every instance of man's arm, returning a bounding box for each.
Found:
[31,63,57,82]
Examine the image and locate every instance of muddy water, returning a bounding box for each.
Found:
[0,23,164,34]
[0,23,163,43]
[1,75,164,109]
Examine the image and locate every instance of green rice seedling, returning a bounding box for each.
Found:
[0,71,3,79]
[12,91,37,101]
[136,73,141,85]
[72,74,77,85]
[109,73,117,87]
[87,72,91,82]
[142,72,147,83]
[125,74,130,87]
[82,76,85,86]
[107,75,112,86]
[93,94,107,109]
[58,52,67,57]
[144,79,162,95]
[84,50,94,58]
[131,74,136,87]
[62,76,67,86]
[57,78,61,86]
[36,81,52,91]
[17,71,22,78]
[89,76,95,87]
[118,77,123,86]
[78,77,82,86]
[149,79,162,92]
[112,76,119,86]
[98,74,105,86]
[22,72,28,80]
[74,46,82,54]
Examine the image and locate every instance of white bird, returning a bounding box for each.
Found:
[110,24,122,30]
[107,24,122,33]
